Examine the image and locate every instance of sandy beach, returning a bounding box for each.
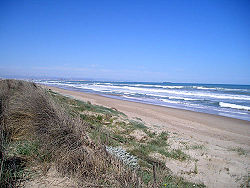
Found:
[47,85,250,187]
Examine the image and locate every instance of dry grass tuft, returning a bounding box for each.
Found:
[0,79,139,187]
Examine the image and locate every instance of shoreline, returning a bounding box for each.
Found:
[44,84,250,122]
[45,85,250,137]
[37,81,250,122]
[45,85,250,187]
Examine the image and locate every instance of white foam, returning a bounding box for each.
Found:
[46,81,61,83]
[194,86,216,90]
[160,99,180,104]
[120,86,250,101]
[168,96,197,101]
[219,102,250,111]
[96,84,248,101]
[194,86,249,92]
[162,86,184,89]
[131,84,184,89]
[123,96,137,99]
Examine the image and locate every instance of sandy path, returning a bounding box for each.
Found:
[47,86,250,187]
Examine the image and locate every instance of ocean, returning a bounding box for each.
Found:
[36,80,250,121]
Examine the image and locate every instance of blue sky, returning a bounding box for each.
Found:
[0,0,249,84]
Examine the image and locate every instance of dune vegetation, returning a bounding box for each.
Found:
[0,79,205,187]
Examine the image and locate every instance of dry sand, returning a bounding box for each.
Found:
[47,86,250,187]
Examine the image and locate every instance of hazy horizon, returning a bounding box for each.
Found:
[2,75,250,86]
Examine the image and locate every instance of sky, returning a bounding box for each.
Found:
[0,0,249,84]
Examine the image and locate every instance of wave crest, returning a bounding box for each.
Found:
[219,102,250,111]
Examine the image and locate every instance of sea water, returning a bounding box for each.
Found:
[36,80,250,121]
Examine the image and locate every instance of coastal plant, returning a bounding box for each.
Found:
[105,146,139,169]
[229,147,247,156]
[167,149,189,161]
[194,163,198,174]
[129,120,147,130]
[144,129,156,138]
[190,144,205,149]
